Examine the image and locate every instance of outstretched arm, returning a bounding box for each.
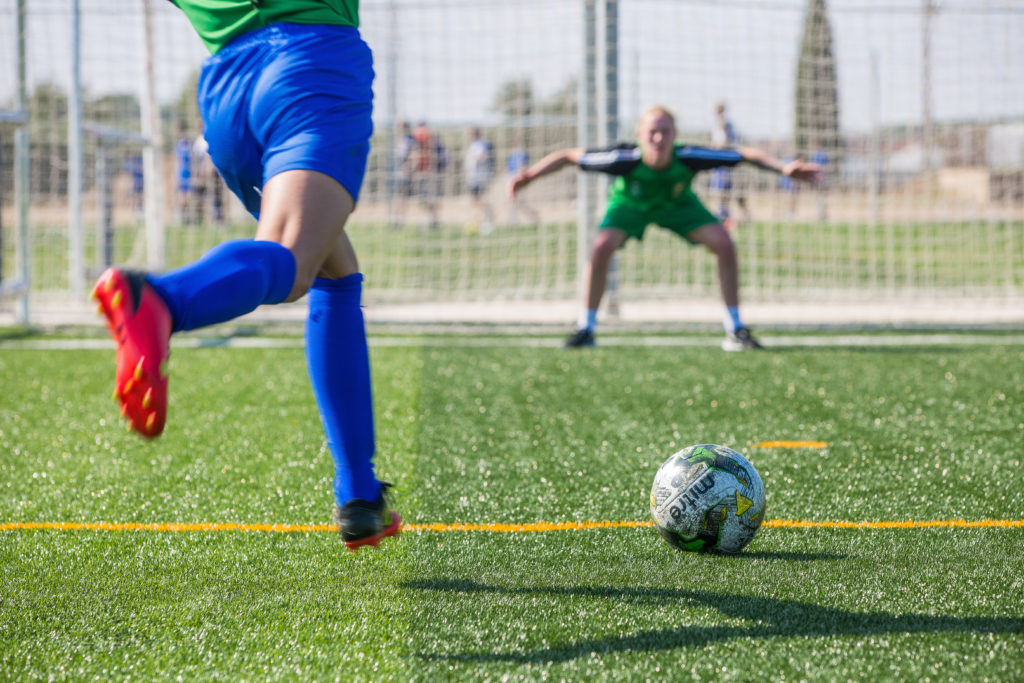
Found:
[737,146,821,184]
[508,147,585,198]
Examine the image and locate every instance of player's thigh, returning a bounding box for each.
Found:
[256,169,358,283]
[686,222,734,257]
[592,227,627,259]
[317,229,359,281]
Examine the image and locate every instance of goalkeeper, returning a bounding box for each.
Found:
[509,105,820,350]
[91,0,400,551]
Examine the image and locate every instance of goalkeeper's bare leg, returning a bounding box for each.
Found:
[689,222,763,350]
[565,228,627,348]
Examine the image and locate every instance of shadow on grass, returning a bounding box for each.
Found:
[406,578,1024,664]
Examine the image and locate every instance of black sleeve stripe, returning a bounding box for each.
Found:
[676,145,744,172]
[579,144,642,176]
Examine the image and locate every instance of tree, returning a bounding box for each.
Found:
[28,82,69,195]
[491,79,535,119]
[491,77,578,120]
[794,0,841,160]
[85,94,141,131]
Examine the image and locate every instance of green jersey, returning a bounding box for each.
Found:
[170,0,359,54]
[580,142,743,213]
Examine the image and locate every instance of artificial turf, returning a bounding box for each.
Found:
[1,334,1022,680]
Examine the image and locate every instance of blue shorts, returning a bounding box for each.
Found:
[196,23,374,218]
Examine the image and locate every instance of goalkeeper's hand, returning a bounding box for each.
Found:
[508,171,531,198]
[783,159,822,184]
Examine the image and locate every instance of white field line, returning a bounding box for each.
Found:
[2,333,1024,351]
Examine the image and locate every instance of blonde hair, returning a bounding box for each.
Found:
[637,105,677,131]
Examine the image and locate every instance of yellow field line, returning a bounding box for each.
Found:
[408,520,653,532]
[753,440,829,448]
[1,518,1022,534]
[766,519,1024,529]
[0,521,338,533]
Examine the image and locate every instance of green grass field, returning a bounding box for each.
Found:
[1,331,1023,680]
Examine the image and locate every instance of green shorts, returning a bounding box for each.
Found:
[599,195,719,243]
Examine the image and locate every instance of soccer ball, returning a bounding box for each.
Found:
[649,444,766,554]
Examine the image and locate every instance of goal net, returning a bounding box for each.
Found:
[1,0,1022,329]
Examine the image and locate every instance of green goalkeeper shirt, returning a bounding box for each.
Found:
[170,0,359,54]
[579,142,744,214]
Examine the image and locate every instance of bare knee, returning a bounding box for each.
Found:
[256,170,358,302]
[705,233,737,265]
[284,271,315,303]
[281,252,327,303]
[590,232,621,266]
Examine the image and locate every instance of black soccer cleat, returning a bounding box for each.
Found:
[722,327,764,352]
[335,482,402,552]
[563,328,596,348]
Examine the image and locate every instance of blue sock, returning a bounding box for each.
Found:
[305,274,380,506]
[725,306,743,334]
[577,309,598,332]
[147,239,296,332]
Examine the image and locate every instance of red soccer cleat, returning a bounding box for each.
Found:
[92,268,172,438]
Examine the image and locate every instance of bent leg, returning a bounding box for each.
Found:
[256,169,358,299]
[147,169,353,332]
[584,228,627,311]
[147,239,296,332]
[254,171,383,505]
[688,222,738,308]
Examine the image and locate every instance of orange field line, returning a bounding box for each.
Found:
[2,518,1022,534]
[753,440,829,448]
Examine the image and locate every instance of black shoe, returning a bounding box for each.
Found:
[722,327,764,351]
[335,482,402,552]
[563,328,596,348]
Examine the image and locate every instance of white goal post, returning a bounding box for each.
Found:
[1,0,1022,329]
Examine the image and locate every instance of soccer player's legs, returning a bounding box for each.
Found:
[305,264,401,550]
[668,202,761,349]
[565,207,639,347]
[257,174,397,550]
[685,221,738,309]
[587,221,633,312]
[249,25,398,548]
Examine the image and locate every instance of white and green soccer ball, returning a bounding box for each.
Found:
[650,444,766,554]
